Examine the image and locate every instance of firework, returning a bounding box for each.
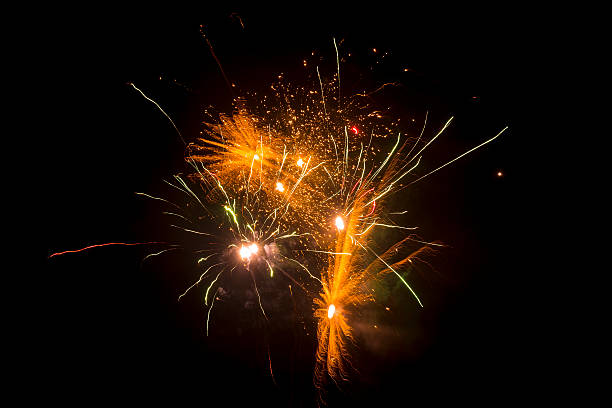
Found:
[311,126,439,390]
[132,63,506,391]
[50,33,508,403]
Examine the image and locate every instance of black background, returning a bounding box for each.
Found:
[38,8,546,406]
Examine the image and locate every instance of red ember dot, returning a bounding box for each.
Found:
[351,126,359,135]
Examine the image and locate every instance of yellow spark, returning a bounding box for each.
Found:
[223,205,239,229]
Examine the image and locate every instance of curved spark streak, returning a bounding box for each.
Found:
[206,288,220,336]
[205,268,226,305]
[373,223,419,230]
[135,192,181,209]
[303,250,352,256]
[128,83,185,145]
[280,254,323,284]
[404,126,509,188]
[170,225,213,236]
[251,272,268,319]
[355,239,423,307]
[49,242,167,258]
[142,247,180,261]
[178,262,225,301]
[162,212,192,224]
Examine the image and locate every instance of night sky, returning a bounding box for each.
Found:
[40,10,540,406]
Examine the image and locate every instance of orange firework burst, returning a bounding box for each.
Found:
[312,136,440,391]
[314,199,374,388]
[187,112,280,192]
[185,109,337,247]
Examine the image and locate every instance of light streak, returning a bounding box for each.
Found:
[265,259,275,278]
[205,268,226,306]
[49,242,167,258]
[223,205,240,230]
[355,240,423,307]
[162,211,192,224]
[317,66,327,116]
[170,225,213,236]
[303,250,352,256]
[142,247,180,262]
[135,192,181,209]
[402,126,509,189]
[251,271,268,319]
[333,37,340,100]
[206,287,219,336]
[128,83,186,145]
[178,262,225,301]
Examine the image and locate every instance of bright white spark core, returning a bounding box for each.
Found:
[335,216,345,231]
[296,158,304,168]
[275,181,285,192]
[328,304,336,319]
[239,243,260,260]
[239,245,251,260]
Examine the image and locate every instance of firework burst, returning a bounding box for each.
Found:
[311,123,445,391]
[49,32,508,404]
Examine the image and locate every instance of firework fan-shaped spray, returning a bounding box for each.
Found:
[312,132,442,392]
